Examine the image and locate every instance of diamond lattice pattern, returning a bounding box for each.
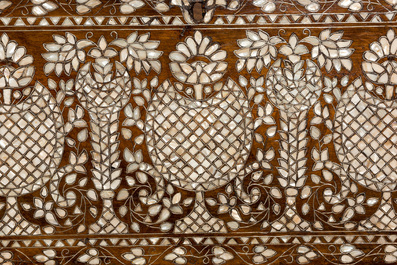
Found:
[146,80,252,191]
[341,93,397,191]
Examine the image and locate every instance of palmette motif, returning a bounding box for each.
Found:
[144,31,254,233]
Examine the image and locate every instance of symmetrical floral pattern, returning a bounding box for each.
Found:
[0,1,396,265]
[145,31,254,233]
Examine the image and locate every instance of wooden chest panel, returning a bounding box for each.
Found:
[0,1,395,264]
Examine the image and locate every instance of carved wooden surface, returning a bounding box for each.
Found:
[0,1,396,264]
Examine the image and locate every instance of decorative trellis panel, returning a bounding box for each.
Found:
[0,1,396,264]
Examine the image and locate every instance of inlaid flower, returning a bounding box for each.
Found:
[339,244,364,263]
[43,32,94,76]
[34,249,57,265]
[295,246,318,264]
[77,249,101,265]
[75,61,131,115]
[33,198,59,226]
[162,192,183,215]
[0,33,34,91]
[30,0,58,16]
[297,0,321,12]
[87,36,118,79]
[76,0,101,14]
[111,32,162,74]
[164,247,187,264]
[212,247,234,265]
[120,0,145,14]
[302,29,354,72]
[170,31,227,86]
[216,193,237,214]
[362,28,397,98]
[75,34,132,127]
[252,246,277,264]
[338,0,363,11]
[122,248,146,265]
[253,0,276,13]
[279,34,310,63]
[235,30,285,72]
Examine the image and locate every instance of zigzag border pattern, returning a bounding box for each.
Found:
[0,12,396,27]
[2,233,397,248]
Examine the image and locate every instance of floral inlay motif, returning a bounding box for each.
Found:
[0,2,396,265]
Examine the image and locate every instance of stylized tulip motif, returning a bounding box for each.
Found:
[76,61,131,115]
[76,38,132,234]
[0,34,64,235]
[146,31,253,233]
